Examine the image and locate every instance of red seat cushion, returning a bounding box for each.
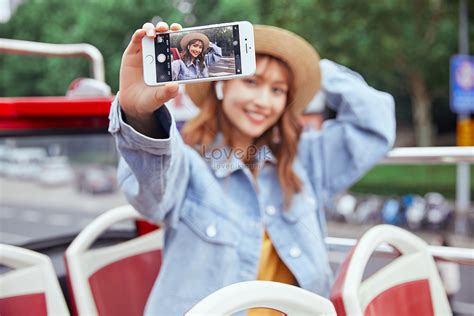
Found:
[364,279,434,316]
[135,220,160,236]
[88,249,162,316]
[0,293,47,316]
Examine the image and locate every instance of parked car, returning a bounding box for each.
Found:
[1,147,46,180]
[37,156,75,186]
[76,165,116,194]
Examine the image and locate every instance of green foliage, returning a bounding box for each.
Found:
[0,0,181,96]
[192,0,260,25]
[351,164,474,199]
[1,0,473,137]
[267,0,473,139]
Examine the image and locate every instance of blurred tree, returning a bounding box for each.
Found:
[0,0,182,96]
[191,0,260,26]
[1,0,472,147]
[257,0,469,146]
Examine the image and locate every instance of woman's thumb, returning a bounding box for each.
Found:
[154,83,179,105]
[164,83,179,97]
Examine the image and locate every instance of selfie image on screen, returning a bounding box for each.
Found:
[154,25,241,82]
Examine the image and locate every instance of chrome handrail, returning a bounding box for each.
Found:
[326,237,474,263]
[0,38,105,82]
[382,146,474,164]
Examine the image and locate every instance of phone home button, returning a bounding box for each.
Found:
[145,55,154,64]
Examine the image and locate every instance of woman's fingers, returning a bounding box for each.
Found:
[170,23,182,31]
[142,21,179,39]
[165,83,179,99]
[154,83,179,105]
[124,28,146,56]
[143,22,156,37]
[155,21,169,33]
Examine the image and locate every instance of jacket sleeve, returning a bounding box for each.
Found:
[301,59,396,202]
[108,95,190,226]
[204,42,222,67]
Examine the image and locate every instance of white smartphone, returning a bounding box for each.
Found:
[142,21,256,86]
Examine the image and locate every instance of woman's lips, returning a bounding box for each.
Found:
[244,110,267,125]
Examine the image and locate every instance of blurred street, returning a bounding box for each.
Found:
[0,177,127,245]
[209,57,236,76]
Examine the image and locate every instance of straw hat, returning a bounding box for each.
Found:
[180,32,210,52]
[185,25,320,113]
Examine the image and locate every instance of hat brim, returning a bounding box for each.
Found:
[180,32,210,52]
[185,25,320,114]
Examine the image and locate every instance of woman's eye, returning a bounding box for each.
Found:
[244,79,257,86]
[272,87,287,94]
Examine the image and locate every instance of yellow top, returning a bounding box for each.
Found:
[248,231,296,316]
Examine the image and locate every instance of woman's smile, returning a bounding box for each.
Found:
[243,109,269,125]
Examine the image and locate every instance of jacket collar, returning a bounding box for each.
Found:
[184,58,200,68]
[203,134,277,178]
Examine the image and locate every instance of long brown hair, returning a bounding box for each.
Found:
[182,55,303,208]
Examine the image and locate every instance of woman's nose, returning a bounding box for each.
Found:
[254,87,272,108]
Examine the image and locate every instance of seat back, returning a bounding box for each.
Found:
[186,281,336,316]
[171,47,180,60]
[0,244,69,316]
[330,224,451,316]
[65,205,163,316]
[135,219,160,236]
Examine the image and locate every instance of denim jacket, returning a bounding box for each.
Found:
[108,59,396,315]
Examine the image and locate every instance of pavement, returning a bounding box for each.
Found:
[209,57,236,76]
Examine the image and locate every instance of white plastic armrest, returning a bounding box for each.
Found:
[66,205,142,255]
[185,281,336,316]
[0,244,51,269]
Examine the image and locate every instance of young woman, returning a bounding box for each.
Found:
[109,21,396,315]
[171,32,222,81]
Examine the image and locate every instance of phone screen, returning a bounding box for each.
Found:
[154,25,242,83]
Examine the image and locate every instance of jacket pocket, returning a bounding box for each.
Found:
[180,197,240,247]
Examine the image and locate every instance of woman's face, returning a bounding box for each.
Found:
[188,40,203,58]
[221,57,289,141]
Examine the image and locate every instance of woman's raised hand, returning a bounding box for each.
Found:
[119,21,182,121]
